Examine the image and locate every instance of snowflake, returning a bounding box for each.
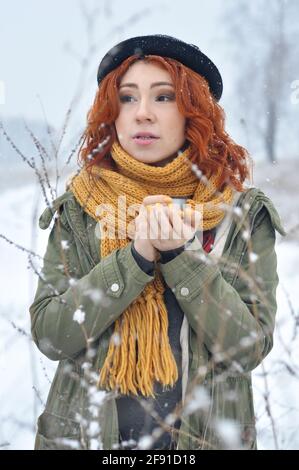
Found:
[184,385,211,415]
[73,307,85,324]
[138,435,154,450]
[233,207,242,217]
[61,240,69,250]
[249,252,259,263]
[215,418,241,449]
[87,421,100,437]
[242,230,250,241]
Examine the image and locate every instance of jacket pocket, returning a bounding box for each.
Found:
[216,375,256,424]
[34,410,82,450]
[199,423,257,450]
[192,374,257,450]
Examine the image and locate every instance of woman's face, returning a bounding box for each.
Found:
[114,61,186,167]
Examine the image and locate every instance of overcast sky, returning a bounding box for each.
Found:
[0,0,234,129]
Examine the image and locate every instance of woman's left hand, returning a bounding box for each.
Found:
[145,201,202,252]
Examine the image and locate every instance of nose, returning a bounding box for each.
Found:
[135,98,155,122]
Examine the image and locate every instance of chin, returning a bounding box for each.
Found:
[150,158,171,167]
[131,150,162,163]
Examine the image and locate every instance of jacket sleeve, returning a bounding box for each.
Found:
[158,205,285,374]
[30,208,155,362]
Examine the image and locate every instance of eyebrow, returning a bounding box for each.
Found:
[119,81,174,89]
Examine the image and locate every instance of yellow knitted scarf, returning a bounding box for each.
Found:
[69,141,234,398]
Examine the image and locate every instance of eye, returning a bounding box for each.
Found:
[119,95,135,103]
[119,94,175,103]
[157,94,175,102]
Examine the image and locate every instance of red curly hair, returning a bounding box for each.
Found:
[78,54,252,191]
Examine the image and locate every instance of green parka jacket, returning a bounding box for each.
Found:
[29,186,286,450]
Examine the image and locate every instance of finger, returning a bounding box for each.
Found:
[182,206,193,228]
[171,205,194,240]
[136,204,150,240]
[155,204,173,240]
[142,195,172,206]
[150,203,173,241]
[165,201,203,229]
[167,202,182,226]
[183,207,203,230]
[147,204,160,241]
[168,205,185,240]
[127,222,135,239]
[167,204,184,240]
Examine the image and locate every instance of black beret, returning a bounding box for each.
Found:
[97,34,223,101]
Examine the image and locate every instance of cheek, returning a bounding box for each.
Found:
[167,114,186,135]
[115,115,126,133]
[177,117,186,136]
[167,109,185,126]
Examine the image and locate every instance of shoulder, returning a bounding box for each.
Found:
[238,186,286,236]
[38,190,78,230]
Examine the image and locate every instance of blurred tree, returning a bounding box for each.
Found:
[222,0,299,162]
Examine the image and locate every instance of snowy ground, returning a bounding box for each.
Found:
[0,159,298,450]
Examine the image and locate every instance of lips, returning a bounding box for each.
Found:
[133,135,159,146]
[134,136,158,140]
[133,132,159,139]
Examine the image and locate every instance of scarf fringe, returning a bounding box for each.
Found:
[97,289,178,397]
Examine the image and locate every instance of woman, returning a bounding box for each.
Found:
[30,34,286,450]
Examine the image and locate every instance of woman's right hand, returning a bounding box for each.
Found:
[129,195,172,262]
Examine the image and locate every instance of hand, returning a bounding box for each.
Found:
[128,195,173,261]
[142,195,202,252]
[148,203,202,252]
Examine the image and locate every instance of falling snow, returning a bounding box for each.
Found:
[73,307,85,324]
